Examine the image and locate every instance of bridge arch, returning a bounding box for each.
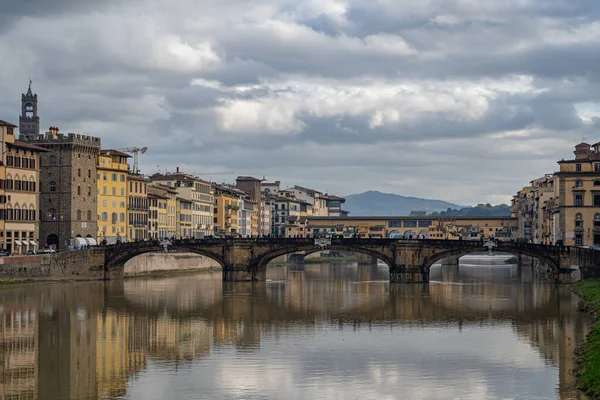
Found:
[256,244,394,270]
[105,244,227,273]
[423,247,559,273]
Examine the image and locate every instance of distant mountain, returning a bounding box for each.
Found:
[343,191,462,216]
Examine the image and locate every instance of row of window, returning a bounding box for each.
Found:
[129,181,147,194]
[47,209,92,221]
[99,212,126,223]
[575,163,600,172]
[99,172,126,182]
[573,194,600,206]
[0,209,37,221]
[574,180,600,187]
[6,156,36,169]
[0,180,37,192]
[102,186,125,196]
[129,213,148,226]
[48,154,92,166]
[129,197,149,210]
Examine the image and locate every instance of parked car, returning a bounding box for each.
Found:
[0,249,10,257]
[41,246,56,254]
[26,250,37,255]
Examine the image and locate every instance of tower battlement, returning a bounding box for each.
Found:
[22,130,101,148]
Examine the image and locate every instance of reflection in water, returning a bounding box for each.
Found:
[0,257,592,400]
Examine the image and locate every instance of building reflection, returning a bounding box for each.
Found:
[0,263,592,400]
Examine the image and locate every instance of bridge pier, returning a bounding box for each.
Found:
[389,265,428,284]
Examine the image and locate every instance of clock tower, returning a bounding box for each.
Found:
[19,79,40,139]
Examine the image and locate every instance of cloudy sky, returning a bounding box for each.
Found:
[1,0,599,205]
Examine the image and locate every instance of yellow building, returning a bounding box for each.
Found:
[555,142,600,246]
[127,174,148,241]
[0,119,47,254]
[212,184,242,236]
[96,150,130,244]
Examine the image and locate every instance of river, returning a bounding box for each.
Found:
[0,255,592,400]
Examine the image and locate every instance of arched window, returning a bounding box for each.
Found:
[575,180,583,187]
[49,181,57,192]
[77,185,81,196]
[575,213,584,229]
[88,186,91,196]
[76,210,81,220]
[49,156,57,167]
[87,210,92,221]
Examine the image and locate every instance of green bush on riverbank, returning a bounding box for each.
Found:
[572,280,600,398]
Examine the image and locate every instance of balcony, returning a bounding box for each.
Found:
[225,212,232,218]
[225,223,232,228]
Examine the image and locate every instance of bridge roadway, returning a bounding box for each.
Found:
[102,238,600,283]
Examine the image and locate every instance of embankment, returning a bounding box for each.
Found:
[0,248,105,282]
[571,280,600,399]
[123,252,222,276]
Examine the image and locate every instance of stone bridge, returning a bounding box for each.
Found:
[102,238,600,283]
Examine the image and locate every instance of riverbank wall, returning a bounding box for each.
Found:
[571,280,600,399]
[123,252,222,276]
[0,248,105,282]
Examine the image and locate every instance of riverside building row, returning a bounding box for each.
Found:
[0,82,351,250]
[512,141,600,247]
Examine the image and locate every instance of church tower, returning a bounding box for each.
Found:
[19,79,40,139]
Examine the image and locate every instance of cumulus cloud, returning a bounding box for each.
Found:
[0,0,598,204]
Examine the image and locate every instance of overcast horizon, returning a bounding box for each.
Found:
[1,0,599,206]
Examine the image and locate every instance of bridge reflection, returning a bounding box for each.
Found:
[0,264,590,400]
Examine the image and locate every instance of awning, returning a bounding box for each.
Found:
[85,238,97,246]
[74,237,87,246]
[14,240,22,246]
[29,241,37,246]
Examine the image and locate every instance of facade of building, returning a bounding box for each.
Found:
[322,194,348,217]
[289,185,328,217]
[21,127,101,249]
[0,120,46,253]
[512,186,535,242]
[150,184,178,238]
[96,150,130,244]
[147,185,170,239]
[150,172,213,238]
[127,174,148,241]
[555,142,600,246]
[235,176,262,235]
[238,198,256,237]
[176,197,193,238]
[273,191,302,237]
[213,184,242,236]
[260,198,273,236]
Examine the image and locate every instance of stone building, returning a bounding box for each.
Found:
[20,127,100,249]
[19,81,40,139]
[0,119,47,253]
[127,174,148,241]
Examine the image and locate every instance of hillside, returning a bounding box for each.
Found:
[342,191,512,217]
[343,191,462,216]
